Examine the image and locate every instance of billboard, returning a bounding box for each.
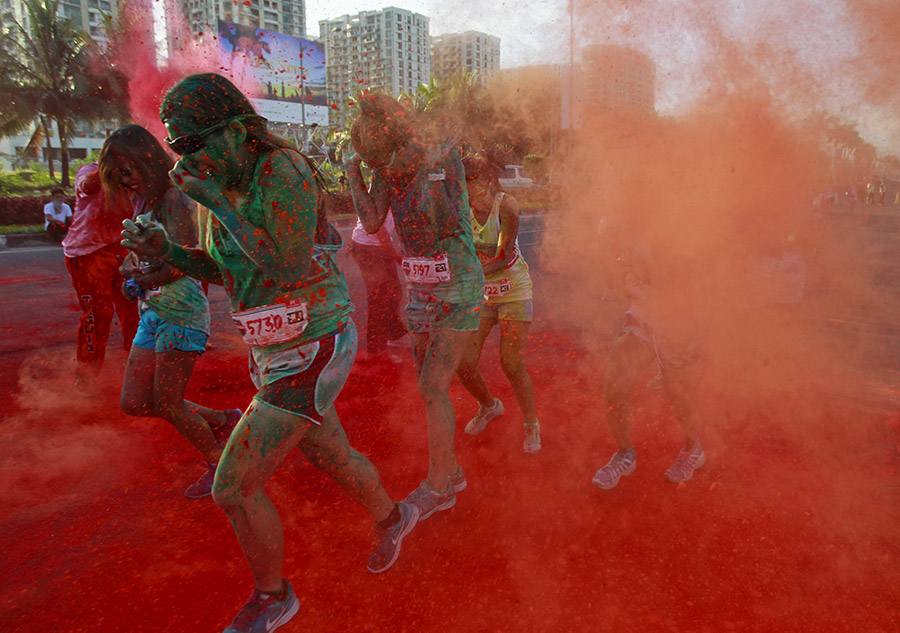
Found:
[217,20,328,126]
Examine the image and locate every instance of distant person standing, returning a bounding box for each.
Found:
[63,164,139,396]
[349,209,408,363]
[865,181,875,205]
[878,181,886,205]
[592,244,706,490]
[44,187,73,243]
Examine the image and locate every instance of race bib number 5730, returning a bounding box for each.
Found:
[402,255,452,284]
[231,299,309,347]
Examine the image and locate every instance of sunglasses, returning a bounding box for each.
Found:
[164,114,257,155]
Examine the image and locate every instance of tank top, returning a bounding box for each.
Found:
[470,192,533,304]
[200,149,351,350]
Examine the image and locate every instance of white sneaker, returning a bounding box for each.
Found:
[664,445,706,483]
[523,422,541,453]
[465,398,504,435]
[592,448,637,489]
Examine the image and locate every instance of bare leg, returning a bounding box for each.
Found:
[298,406,394,522]
[153,350,220,463]
[214,400,393,592]
[455,317,496,408]
[662,365,702,450]
[498,320,537,425]
[187,402,231,429]
[120,346,157,417]
[411,329,471,490]
[214,400,313,592]
[602,333,657,452]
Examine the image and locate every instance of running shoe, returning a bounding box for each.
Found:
[213,408,243,446]
[449,466,467,493]
[523,422,542,454]
[404,479,456,521]
[223,581,299,633]
[367,502,420,574]
[591,448,637,490]
[464,398,505,435]
[664,445,706,483]
[184,461,217,499]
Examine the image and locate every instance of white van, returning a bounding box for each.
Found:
[497,165,535,189]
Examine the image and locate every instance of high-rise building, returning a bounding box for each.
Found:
[0,0,122,168]
[174,0,306,40]
[1,0,119,45]
[579,44,655,115]
[320,6,430,126]
[431,30,499,82]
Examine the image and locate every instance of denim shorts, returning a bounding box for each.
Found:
[406,287,481,333]
[481,299,533,323]
[132,306,208,353]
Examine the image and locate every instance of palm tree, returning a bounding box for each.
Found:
[0,0,124,186]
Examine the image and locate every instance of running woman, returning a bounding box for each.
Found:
[98,124,241,499]
[591,242,706,489]
[122,74,417,633]
[347,93,485,519]
[455,156,541,453]
[63,163,138,396]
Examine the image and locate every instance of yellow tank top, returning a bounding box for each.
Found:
[470,192,533,304]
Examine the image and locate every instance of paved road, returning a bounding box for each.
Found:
[0,214,555,357]
[2,210,899,412]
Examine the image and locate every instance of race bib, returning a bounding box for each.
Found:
[231,299,309,347]
[402,255,452,284]
[484,279,511,299]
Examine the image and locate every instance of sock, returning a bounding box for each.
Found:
[262,581,287,602]
[377,504,401,529]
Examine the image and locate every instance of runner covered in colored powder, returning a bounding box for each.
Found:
[122,74,417,633]
[591,242,706,489]
[63,162,138,396]
[98,125,241,499]
[346,93,485,518]
[456,156,541,453]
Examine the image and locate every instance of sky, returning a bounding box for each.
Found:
[302,0,899,154]
[305,0,569,69]
[153,0,899,155]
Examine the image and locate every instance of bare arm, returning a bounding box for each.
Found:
[121,219,224,285]
[482,194,521,276]
[346,155,390,234]
[170,150,318,285]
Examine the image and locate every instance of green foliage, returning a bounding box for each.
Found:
[0,0,126,186]
[70,150,101,177]
[0,223,44,234]
[0,164,59,195]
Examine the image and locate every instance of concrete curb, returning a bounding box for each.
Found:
[0,232,55,249]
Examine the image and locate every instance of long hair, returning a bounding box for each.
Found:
[350,92,413,162]
[98,124,174,215]
[160,73,290,155]
[462,155,502,190]
[160,73,338,243]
